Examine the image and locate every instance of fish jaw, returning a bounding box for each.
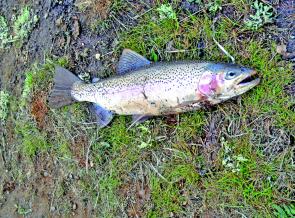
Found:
[217,69,260,101]
[234,70,260,94]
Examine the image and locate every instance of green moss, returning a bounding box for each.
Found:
[16,122,51,156]
[3,1,294,217]
[147,157,201,216]
[240,41,294,129]
[100,116,132,151]
[203,137,286,215]
[95,164,121,217]
[148,176,184,217]
[56,140,72,158]
[119,14,179,59]
[12,6,38,47]
[0,90,10,122]
[14,57,73,157]
[204,171,273,212]
[0,15,11,48]
[113,5,293,215]
[167,163,200,185]
[21,57,68,107]
[176,111,206,141]
[21,71,34,107]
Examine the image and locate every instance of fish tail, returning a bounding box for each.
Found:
[48,66,82,108]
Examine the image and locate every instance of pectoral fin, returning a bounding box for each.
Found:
[127,114,151,130]
[89,77,113,128]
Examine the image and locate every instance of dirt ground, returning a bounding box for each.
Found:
[0,0,294,217]
[0,1,152,217]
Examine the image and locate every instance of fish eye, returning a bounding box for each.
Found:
[226,71,237,80]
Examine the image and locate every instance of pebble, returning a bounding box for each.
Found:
[95,53,101,60]
[69,173,74,179]
[55,17,63,27]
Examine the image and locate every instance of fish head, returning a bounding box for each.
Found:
[200,63,260,102]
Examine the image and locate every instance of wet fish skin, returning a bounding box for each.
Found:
[71,61,259,116]
[48,49,260,128]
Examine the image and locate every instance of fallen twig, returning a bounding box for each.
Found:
[211,17,235,63]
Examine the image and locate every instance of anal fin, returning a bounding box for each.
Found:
[90,104,114,128]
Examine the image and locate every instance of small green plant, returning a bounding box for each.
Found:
[136,124,154,149]
[12,7,38,46]
[245,0,273,30]
[21,71,34,107]
[1,7,38,48]
[207,0,222,14]
[0,91,10,122]
[90,19,110,32]
[75,0,91,12]
[157,4,177,20]
[188,0,201,3]
[14,204,32,216]
[272,204,295,218]
[0,16,12,48]
[221,138,249,173]
[16,122,50,156]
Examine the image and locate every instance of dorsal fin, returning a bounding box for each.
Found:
[116,49,151,75]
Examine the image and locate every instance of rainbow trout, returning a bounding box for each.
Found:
[49,49,260,127]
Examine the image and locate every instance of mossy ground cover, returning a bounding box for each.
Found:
[1,0,294,217]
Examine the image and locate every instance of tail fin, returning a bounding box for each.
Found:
[48,67,81,108]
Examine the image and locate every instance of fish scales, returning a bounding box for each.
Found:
[48,49,260,127]
[72,61,209,115]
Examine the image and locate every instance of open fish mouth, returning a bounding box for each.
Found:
[237,71,260,87]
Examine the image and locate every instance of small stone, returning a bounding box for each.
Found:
[276,44,287,55]
[95,53,101,60]
[199,169,207,176]
[43,171,49,177]
[72,18,80,39]
[72,203,77,210]
[50,206,56,212]
[166,40,175,51]
[55,17,63,27]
